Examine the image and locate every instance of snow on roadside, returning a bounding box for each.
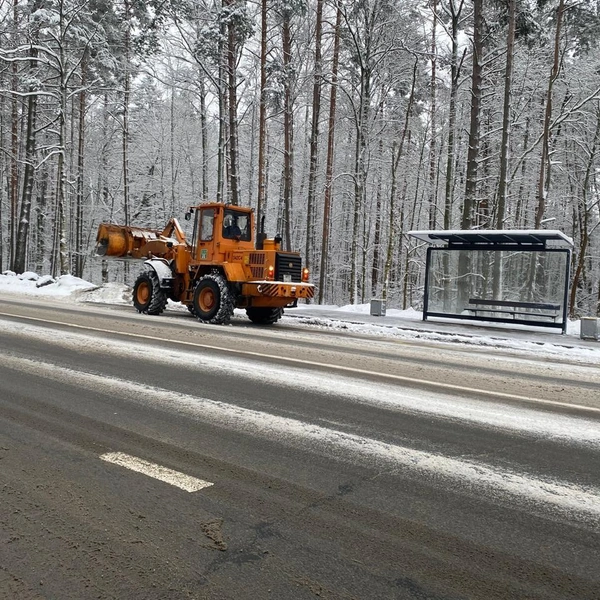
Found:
[290,300,583,336]
[317,302,423,321]
[79,281,133,305]
[1,271,598,362]
[0,271,97,296]
[282,314,599,363]
[0,271,187,311]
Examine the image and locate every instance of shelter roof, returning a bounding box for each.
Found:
[408,229,573,249]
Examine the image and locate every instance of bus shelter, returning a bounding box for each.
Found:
[408,230,573,333]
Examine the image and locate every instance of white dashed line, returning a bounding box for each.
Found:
[100,452,213,493]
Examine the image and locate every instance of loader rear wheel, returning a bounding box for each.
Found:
[133,271,168,315]
[246,307,284,325]
[193,272,235,324]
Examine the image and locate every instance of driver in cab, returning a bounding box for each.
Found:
[223,214,242,239]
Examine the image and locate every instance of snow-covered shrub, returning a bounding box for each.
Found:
[36,275,55,288]
[18,271,39,281]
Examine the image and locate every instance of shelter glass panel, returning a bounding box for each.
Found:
[426,248,569,323]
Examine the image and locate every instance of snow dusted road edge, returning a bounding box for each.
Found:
[3,318,599,447]
[1,271,598,362]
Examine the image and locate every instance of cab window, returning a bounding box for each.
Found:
[222,209,251,241]
[200,209,214,241]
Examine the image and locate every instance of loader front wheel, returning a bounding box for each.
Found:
[246,307,284,325]
[133,271,168,315]
[193,273,235,324]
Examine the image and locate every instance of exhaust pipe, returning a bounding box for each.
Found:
[256,215,267,250]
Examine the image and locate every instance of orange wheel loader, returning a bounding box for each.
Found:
[95,203,314,325]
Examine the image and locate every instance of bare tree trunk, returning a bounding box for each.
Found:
[58,172,69,277]
[217,12,226,203]
[569,104,600,317]
[226,0,240,206]
[121,0,132,281]
[350,56,372,305]
[68,94,76,273]
[361,198,370,303]
[14,43,39,274]
[122,0,131,227]
[462,0,483,230]
[54,0,69,277]
[318,2,341,304]
[350,100,366,305]
[457,0,483,309]
[382,59,418,300]
[491,0,516,298]
[10,0,19,270]
[371,133,383,296]
[52,89,69,279]
[536,0,565,228]
[247,93,257,207]
[515,115,530,226]
[0,91,5,271]
[496,0,516,229]
[282,9,293,249]
[199,77,208,203]
[305,0,324,272]
[428,0,438,229]
[170,87,176,215]
[443,0,464,229]
[404,131,428,308]
[57,142,68,276]
[346,0,380,305]
[35,156,49,274]
[384,155,399,302]
[257,0,268,237]
[97,94,110,282]
[73,56,86,278]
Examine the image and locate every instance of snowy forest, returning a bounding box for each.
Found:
[1,0,600,316]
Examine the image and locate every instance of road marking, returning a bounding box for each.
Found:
[1,310,600,415]
[100,452,213,492]
[98,402,600,520]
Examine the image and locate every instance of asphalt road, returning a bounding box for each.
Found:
[1,296,599,600]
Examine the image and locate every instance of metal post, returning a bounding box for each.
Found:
[423,246,432,321]
[561,248,570,334]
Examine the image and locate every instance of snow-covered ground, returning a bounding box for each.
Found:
[1,270,599,363]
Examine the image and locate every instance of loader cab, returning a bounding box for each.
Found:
[190,203,254,262]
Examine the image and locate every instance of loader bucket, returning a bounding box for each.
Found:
[95,224,131,257]
[95,222,176,260]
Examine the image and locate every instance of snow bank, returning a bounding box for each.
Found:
[81,281,132,305]
[298,301,423,321]
[0,271,98,297]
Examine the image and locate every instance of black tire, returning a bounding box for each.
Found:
[132,270,168,315]
[193,272,235,324]
[246,307,284,325]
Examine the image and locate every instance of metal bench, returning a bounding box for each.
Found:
[468,299,561,322]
